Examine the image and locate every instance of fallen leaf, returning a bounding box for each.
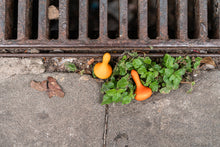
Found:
[31,80,47,92]
[47,77,65,98]
[87,58,95,65]
[200,57,216,69]
[31,77,64,98]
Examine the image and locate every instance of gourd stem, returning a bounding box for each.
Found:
[102,53,111,64]
[134,77,142,87]
[131,70,142,87]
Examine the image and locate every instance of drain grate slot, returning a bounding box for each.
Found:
[188,0,200,39]
[88,0,99,39]
[208,0,219,39]
[26,0,39,39]
[168,0,177,39]
[0,0,219,50]
[108,0,119,39]
[5,0,18,40]
[148,0,158,39]
[68,0,79,39]
[48,0,59,39]
[128,0,138,39]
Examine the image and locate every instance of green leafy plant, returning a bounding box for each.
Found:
[65,62,77,72]
[101,52,202,105]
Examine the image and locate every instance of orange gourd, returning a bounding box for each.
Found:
[94,53,112,79]
[131,70,152,101]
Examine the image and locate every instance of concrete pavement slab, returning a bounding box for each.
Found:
[0,58,45,80]
[0,73,104,147]
[107,71,220,147]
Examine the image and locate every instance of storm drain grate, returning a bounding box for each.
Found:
[0,0,219,51]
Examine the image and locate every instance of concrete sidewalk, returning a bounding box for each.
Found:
[0,73,105,147]
[107,71,220,147]
[0,58,219,147]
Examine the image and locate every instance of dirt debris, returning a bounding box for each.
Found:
[48,5,59,20]
[200,57,217,69]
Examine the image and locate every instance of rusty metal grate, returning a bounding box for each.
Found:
[0,0,219,51]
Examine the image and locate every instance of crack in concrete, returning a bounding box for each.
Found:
[103,104,109,147]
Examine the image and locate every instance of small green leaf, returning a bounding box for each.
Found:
[153,71,159,77]
[149,46,153,50]
[112,92,122,102]
[126,62,133,70]
[187,81,196,93]
[80,70,84,75]
[119,66,127,76]
[101,94,112,105]
[122,96,132,105]
[160,87,171,94]
[145,72,154,85]
[137,66,147,78]
[92,70,97,78]
[187,88,193,93]
[101,81,115,93]
[169,75,176,81]
[65,62,77,72]
[106,89,117,97]
[117,77,129,88]
[175,56,182,62]
[164,68,174,77]
[122,55,127,60]
[144,57,152,64]
[159,68,165,74]
[185,56,192,72]
[165,80,173,89]
[173,76,182,90]
[153,64,161,71]
[149,81,159,92]
[128,82,135,91]
[175,68,186,76]
[132,59,143,69]
[193,57,202,69]
[117,89,127,93]
[173,63,179,70]
[163,54,174,68]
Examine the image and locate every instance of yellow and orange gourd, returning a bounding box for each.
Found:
[94,53,112,79]
[131,70,152,101]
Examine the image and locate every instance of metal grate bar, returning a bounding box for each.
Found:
[38,0,47,40]
[79,0,88,40]
[218,2,220,39]
[217,8,220,38]
[138,0,148,40]
[99,0,108,40]
[177,0,187,40]
[17,0,26,40]
[59,0,68,40]
[0,0,5,41]
[218,14,220,39]
[119,0,128,39]
[199,0,208,39]
[158,0,168,39]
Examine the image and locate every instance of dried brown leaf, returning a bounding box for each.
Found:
[87,58,95,65]
[31,80,47,92]
[200,57,216,67]
[47,77,65,98]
